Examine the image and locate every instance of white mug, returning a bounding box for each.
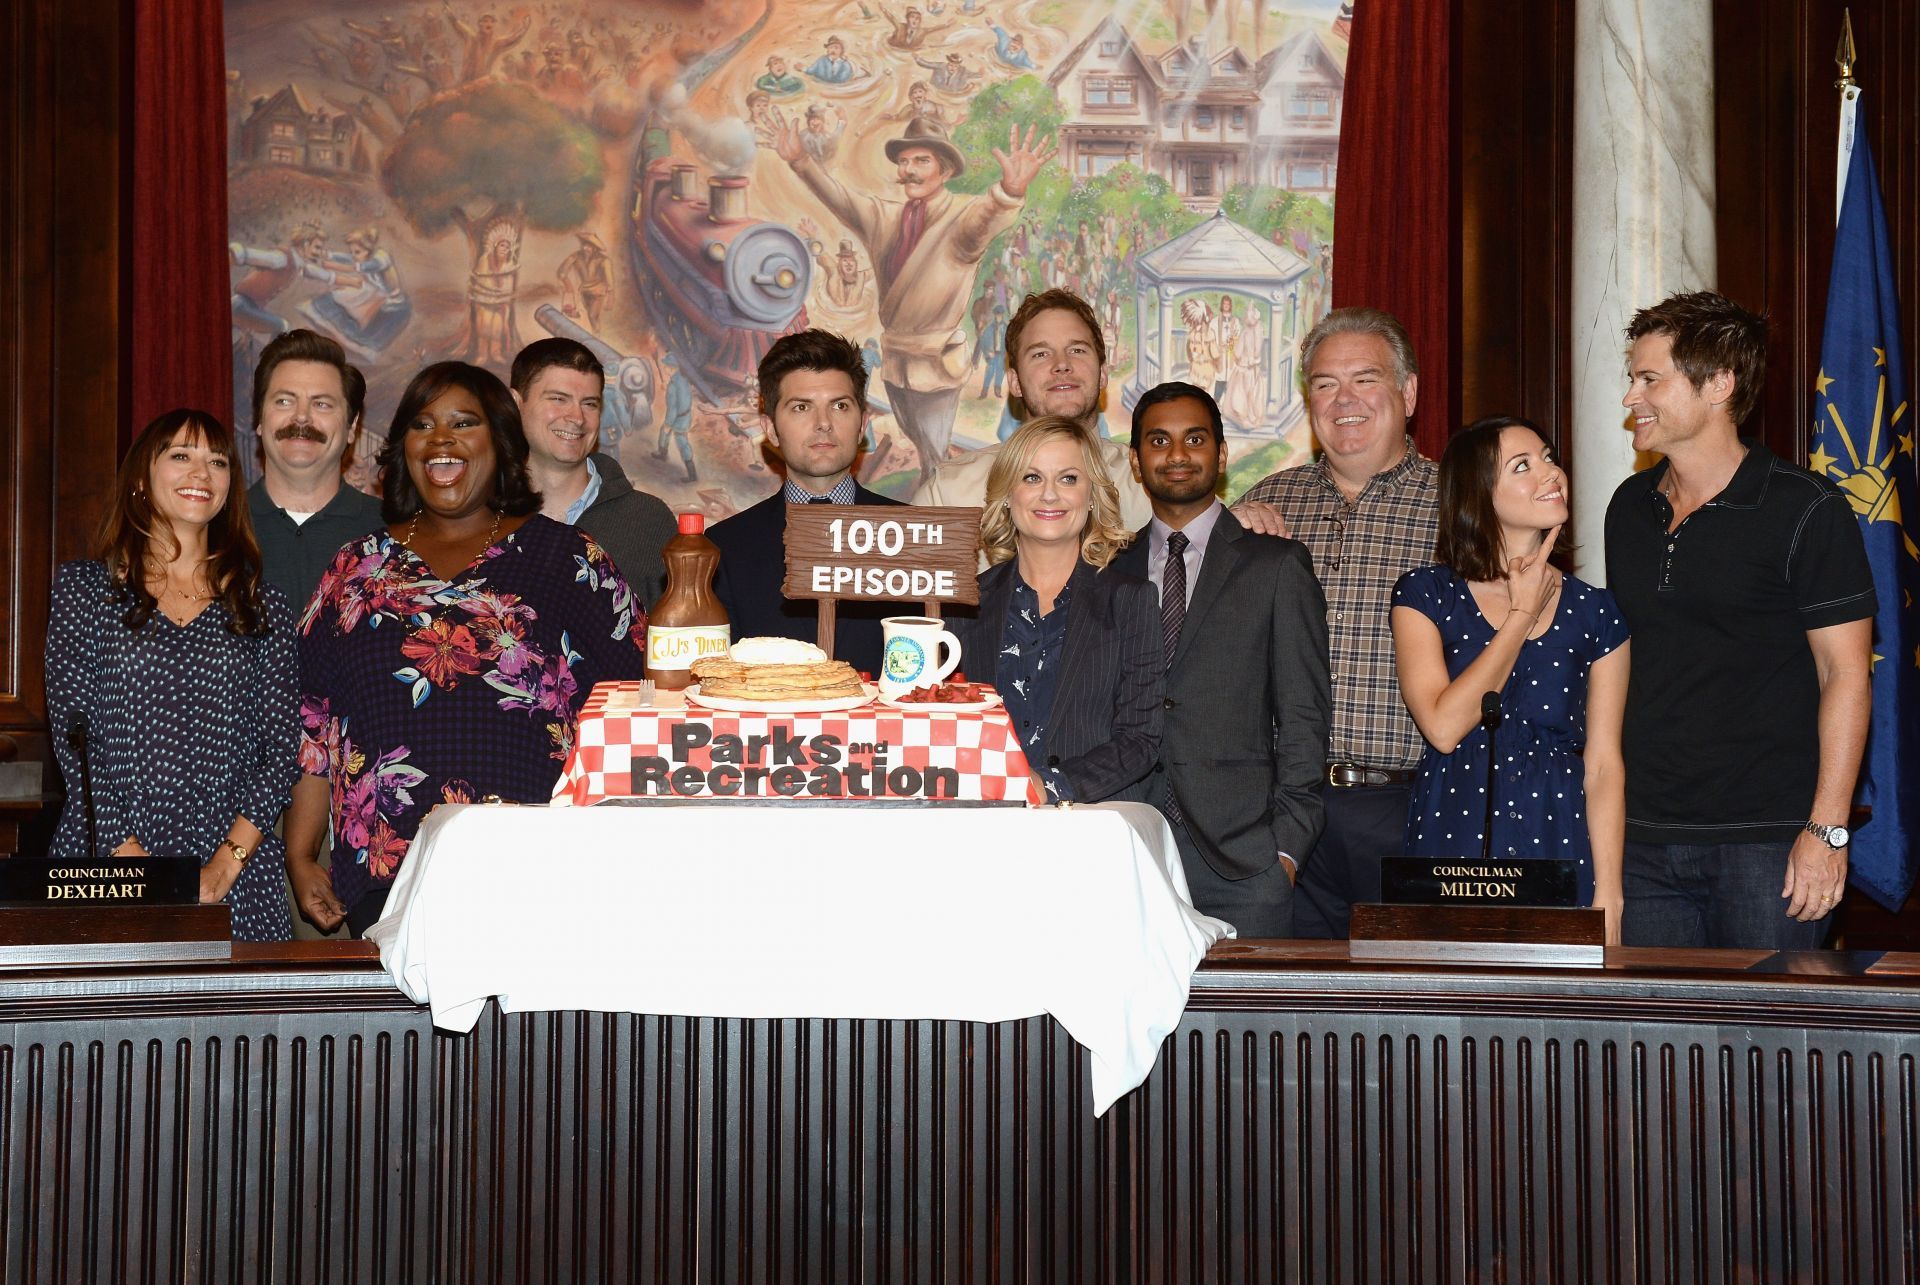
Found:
[880,616,962,699]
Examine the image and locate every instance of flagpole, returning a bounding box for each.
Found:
[1835,9,1859,224]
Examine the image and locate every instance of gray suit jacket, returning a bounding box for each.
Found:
[1115,509,1330,879]
[951,558,1163,803]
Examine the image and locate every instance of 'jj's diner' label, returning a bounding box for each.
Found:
[646,623,730,669]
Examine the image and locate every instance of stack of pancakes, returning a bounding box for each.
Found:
[692,637,866,702]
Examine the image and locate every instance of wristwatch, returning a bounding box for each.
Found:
[1805,822,1850,850]
[220,838,254,865]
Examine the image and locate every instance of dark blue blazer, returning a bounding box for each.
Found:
[950,557,1163,803]
[707,484,903,677]
[1114,509,1330,878]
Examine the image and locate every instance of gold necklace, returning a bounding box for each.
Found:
[403,508,501,552]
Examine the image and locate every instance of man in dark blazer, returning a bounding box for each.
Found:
[709,329,904,677]
[1116,382,1331,937]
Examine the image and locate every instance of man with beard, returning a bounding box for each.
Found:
[772,116,1051,486]
[245,329,382,610]
[1114,382,1329,937]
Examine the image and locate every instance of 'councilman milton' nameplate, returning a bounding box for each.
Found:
[784,504,980,605]
[0,856,201,906]
[1381,857,1577,908]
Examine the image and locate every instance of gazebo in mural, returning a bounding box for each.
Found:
[1123,210,1313,434]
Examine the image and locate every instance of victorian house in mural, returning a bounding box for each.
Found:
[1048,16,1344,207]
[236,85,372,175]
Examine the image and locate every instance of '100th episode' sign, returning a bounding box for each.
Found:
[784,505,980,651]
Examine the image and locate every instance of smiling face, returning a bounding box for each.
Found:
[403,386,499,522]
[258,358,355,485]
[762,366,865,492]
[893,145,951,200]
[1008,433,1092,552]
[1306,330,1416,478]
[516,365,603,470]
[1489,426,1567,550]
[147,426,233,535]
[1131,396,1225,510]
[1006,307,1106,424]
[1623,332,1731,455]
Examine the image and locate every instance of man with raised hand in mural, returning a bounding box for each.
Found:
[771,113,1054,486]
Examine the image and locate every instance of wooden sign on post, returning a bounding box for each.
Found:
[783,504,980,656]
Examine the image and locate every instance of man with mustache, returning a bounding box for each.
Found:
[1236,306,1439,938]
[772,115,1051,486]
[245,329,383,611]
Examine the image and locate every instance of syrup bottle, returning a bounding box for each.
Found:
[646,512,731,690]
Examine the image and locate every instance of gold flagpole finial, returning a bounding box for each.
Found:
[1835,8,1858,90]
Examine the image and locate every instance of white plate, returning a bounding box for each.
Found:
[683,682,878,714]
[879,690,1005,714]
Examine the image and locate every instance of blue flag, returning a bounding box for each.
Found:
[1812,103,1918,912]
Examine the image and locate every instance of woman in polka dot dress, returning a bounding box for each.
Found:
[44,409,299,942]
[1391,416,1630,941]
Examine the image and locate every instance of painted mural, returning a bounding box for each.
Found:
[224,0,1348,513]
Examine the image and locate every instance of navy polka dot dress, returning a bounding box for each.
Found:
[44,560,300,942]
[1392,565,1629,903]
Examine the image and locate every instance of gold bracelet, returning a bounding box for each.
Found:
[220,838,253,865]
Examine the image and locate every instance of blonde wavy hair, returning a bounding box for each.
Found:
[978,416,1134,569]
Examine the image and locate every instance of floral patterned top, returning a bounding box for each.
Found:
[298,514,647,914]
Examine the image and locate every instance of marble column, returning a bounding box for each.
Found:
[1570,0,1717,583]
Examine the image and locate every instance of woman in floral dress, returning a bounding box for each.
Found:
[285,362,648,936]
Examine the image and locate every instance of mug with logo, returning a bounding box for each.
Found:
[880,616,962,699]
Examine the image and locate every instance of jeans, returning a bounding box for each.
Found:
[1621,840,1831,950]
[1292,783,1407,939]
[1175,826,1294,938]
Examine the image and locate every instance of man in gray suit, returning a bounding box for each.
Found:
[1117,382,1331,937]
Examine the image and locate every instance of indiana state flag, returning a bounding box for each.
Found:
[1811,103,1919,911]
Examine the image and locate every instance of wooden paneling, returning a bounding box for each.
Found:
[1456,0,1578,460]
[0,0,125,776]
[1714,0,1920,464]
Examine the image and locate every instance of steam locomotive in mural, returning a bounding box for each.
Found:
[628,153,812,400]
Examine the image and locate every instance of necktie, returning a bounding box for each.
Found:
[1161,531,1188,825]
[886,199,928,281]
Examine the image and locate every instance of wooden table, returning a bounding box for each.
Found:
[3,941,1916,1281]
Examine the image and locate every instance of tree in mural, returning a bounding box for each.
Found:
[382,83,604,365]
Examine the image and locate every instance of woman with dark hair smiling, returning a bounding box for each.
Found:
[1390,415,1630,940]
[45,408,300,940]
[284,362,648,935]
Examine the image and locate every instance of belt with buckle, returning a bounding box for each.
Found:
[1325,762,1419,789]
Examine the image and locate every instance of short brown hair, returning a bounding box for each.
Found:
[1004,290,1105,419]
[1625,290,1766,425]
[511,337,603,397]
[755,328,868,416]
[251,329,363,431]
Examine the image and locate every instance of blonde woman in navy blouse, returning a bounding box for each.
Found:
[45,409,300,942]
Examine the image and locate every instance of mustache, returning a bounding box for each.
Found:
[274,424,326,442]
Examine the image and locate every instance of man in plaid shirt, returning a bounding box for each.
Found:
[1237,307,1439,937]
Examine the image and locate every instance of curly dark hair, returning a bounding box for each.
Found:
[1625,290,1767,425]
[95,409,269,635]
[1435,415,1575,582]
[377,362,542,525]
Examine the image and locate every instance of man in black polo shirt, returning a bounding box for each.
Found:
[1605,291,1875,950]
[245,329,383,612]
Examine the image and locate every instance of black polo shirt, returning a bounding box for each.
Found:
[1604,441,1876,844]
[247,478,385,616]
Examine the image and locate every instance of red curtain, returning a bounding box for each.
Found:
[131,0,231,434]
[1331,0,1453,460]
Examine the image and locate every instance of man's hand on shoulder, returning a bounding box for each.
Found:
[1230,499,1290,539]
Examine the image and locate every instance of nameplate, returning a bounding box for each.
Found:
[1380,857,1577,908]
[783,505,980,605]
[0,856,201,906]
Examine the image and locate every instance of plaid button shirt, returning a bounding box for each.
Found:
[1237,438,1438,771]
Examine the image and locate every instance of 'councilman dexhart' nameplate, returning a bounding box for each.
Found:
[783,505,980,605]
[0,856,201,906]
[1380,857,1577,908]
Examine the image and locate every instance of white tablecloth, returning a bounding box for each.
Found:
[367,801,1231,1114]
